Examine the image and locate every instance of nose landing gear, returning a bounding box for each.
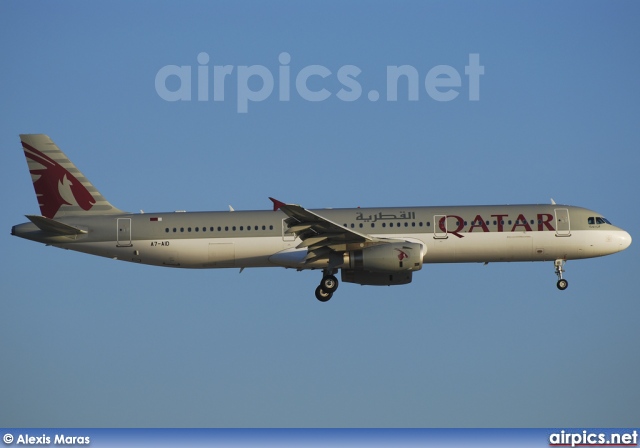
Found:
[555,259,568,290]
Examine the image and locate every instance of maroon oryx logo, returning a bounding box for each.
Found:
[22,141,95,218]
[395,248,409,261]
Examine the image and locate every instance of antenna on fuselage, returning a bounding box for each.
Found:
[550,198,556,205]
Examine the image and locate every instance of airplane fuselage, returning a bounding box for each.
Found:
[12,204,631,269]
[12,134,632,301]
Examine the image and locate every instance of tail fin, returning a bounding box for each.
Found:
[19,134,124,218]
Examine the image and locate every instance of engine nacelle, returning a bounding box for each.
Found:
[348,242,423,273]
[341,242,423,286]
[341,269,413,286]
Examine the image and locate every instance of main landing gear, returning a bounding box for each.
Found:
[315,270,339,302]
[554,259,568,290]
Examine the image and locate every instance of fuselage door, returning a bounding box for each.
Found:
[554,208,571,237]
[434,215,448,239]
[117,217,132,247]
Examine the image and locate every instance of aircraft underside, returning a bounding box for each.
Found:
[38,228,629,301]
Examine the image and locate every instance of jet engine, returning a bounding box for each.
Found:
[341,242,423,286]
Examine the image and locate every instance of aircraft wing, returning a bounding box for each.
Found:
[269,197,374,265]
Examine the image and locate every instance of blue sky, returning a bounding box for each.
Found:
[1,1,639,427]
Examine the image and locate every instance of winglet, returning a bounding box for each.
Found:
[269,197,286,211]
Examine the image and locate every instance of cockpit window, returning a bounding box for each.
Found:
[588,216,612,225]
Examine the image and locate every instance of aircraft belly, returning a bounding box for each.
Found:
[424,233,509,263]
[161,237,287,268]
[422,230,602,263]
[234,236,292,267]
[57,237,288,268]
[50,230,622,270]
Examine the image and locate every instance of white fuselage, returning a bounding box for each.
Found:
[25,205,630,269]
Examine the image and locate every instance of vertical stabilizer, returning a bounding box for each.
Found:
[19,134,124,218]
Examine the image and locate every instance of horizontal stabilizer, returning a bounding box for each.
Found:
[26,215,88,236]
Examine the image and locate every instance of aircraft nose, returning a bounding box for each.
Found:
[612,230,632,252]
[620,230,632,251]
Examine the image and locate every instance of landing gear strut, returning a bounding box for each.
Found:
[315,270,339,302]
[555,259,568,290]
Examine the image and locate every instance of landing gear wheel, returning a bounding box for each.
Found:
[554,259,568,290]
[321,275,339,293]
[315,285,333,302]
[557,279,568,291]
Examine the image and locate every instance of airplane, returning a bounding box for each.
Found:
[11,134,632,302]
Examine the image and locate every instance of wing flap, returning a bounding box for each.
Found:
[286,224,314,234]
[296,236,329,249]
